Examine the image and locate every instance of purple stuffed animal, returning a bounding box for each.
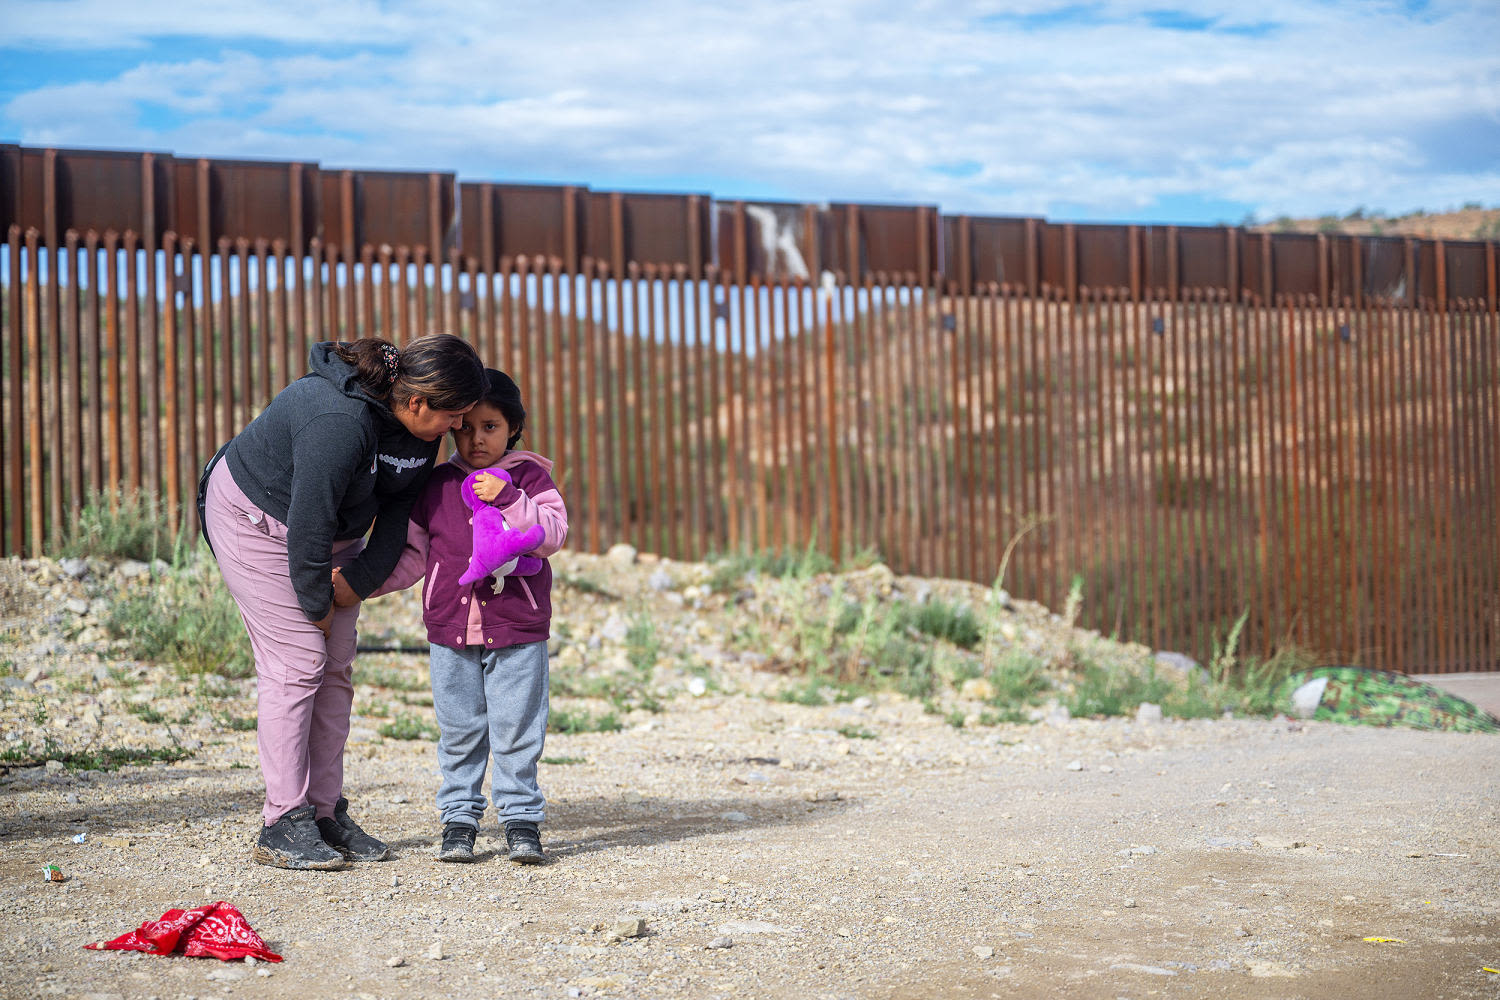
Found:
[457,467,545,586]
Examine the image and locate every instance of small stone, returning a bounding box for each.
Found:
[959,677,995,701]
[687,676,708,696]
[720,811,749,823]
[65,598,90,615]
[426,940,444,961]
[1290,677,1329,718]
[623,790,644,804]
[803,789,841,802]
[1110,962,1177,976]
[835,927,851,937]
[1151,650,1200,677]
[389,795,408,804]
[973,945,995,959]
[1123,898,1138,908]
[116,560,150,579]
[1066,760,1084,771]
[606,543,638,568]
[1135,702,1164,725]
[705,936,733,950]
[59,558,89,579]
[386,956,405,968]
[610,917,647,939]
[599,614,630,643]
[1099,764,1114,773]
[44,760,64,773]
[1117,845,1158,857]
[98,836,133,848]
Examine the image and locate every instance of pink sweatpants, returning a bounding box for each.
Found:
[204,460,364,826]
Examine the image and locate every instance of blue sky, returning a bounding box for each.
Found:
[2,0,1497,225]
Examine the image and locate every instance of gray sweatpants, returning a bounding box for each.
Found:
[428,640,549,830]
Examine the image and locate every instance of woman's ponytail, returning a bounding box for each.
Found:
[332,338,402,400]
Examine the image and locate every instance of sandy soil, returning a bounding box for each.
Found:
[1,552,1497,999]
[3,694,1498,998]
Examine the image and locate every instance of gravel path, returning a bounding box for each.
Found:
[4,699,1498,998]
[1,553,1497,998]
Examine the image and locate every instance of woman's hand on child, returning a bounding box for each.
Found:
[331,568,361,608]
[312,607,334,637]
[472,472,505,504]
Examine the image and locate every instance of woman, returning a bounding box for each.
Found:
[201,334,486,870]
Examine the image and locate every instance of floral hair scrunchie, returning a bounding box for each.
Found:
[379,343,400,385]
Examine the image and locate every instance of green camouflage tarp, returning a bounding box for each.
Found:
[1276,666,1500,733]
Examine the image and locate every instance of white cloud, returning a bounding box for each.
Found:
[2,0,1497,222]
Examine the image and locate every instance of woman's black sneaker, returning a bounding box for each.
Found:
[315,797,391,861]
[253,806,348,870]
[504,821,545,864]
[438,823,477,862]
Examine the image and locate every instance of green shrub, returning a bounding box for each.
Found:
[548,708,622,734]
[106,563,252,677]
[625,615,661,677]
[359,662,428,692]
[988,648,1051,708]
[837,724,877,740]
[707,546,836,593]
[1063,649,1192,718]
[904,599,982,650]
[63,489,186,564]
[1,741,191,771]
[378,713,439,741]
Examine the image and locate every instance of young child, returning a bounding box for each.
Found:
[380,369,568,863]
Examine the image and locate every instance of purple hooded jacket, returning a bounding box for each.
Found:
[376,451,568,650]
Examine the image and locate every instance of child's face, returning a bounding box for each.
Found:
[452,401,512,468]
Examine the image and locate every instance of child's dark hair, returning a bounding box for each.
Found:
[483,369,526,450]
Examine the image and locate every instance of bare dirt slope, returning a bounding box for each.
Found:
[1,551,1497,999]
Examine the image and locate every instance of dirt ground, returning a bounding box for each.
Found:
[2,694,1498,999]
[1,550,1498,999]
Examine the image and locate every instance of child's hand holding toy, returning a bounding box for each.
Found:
[457,467,545,586]
[471,471,506,504]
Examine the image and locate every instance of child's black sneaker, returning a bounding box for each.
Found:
[253,805,348,870]
[504,821,545,865]
[315,797,391,861]
[438,823,477,862]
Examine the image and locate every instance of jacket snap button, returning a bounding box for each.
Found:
[461,596,468,604]
[487,638,493,644]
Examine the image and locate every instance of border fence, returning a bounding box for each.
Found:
[3,143,1498,672]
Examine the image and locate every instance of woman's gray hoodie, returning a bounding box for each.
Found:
[223,343,438,621]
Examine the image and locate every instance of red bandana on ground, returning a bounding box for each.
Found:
[85,901,283,962]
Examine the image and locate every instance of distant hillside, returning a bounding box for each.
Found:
[1250,204,1500,241]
